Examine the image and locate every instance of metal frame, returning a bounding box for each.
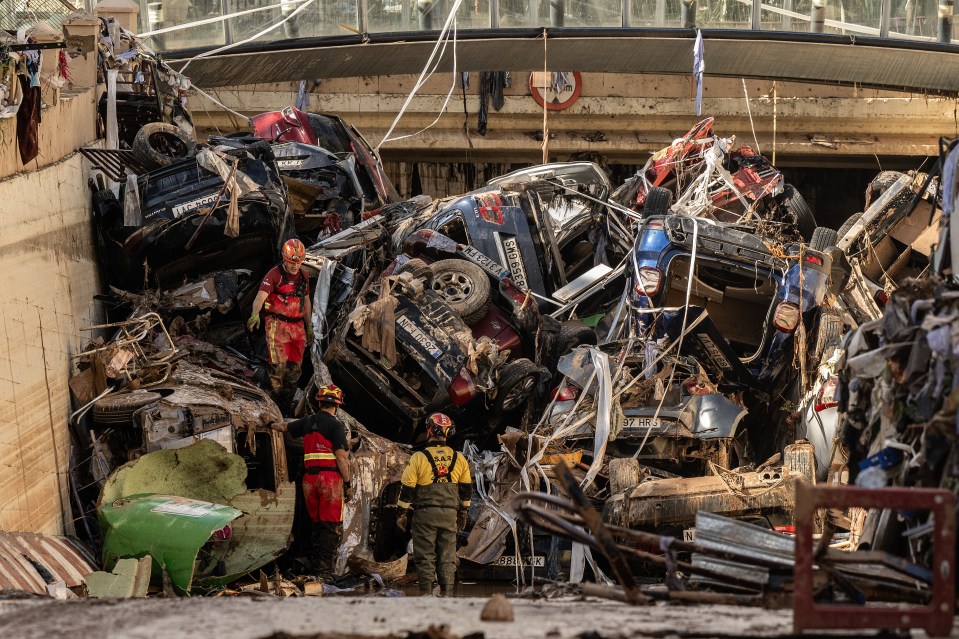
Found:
[793,483,956,638]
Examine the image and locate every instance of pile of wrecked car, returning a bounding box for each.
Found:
[4,29,952,619]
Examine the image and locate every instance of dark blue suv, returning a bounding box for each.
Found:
[629,214,837,394]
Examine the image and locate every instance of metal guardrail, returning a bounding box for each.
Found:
[144,0,957,53]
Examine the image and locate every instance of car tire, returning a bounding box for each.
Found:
[93,390,163,425]
[836,212,863,242]
[810,308,844,367]
[429,259,491,326]
[809,226,839,251]
[782,184,817,241]
[494,358,545,414]
[555,320,598,360]
[395,258,434,284]
[643,186,673,216]
[132,122,197,168]
[865,170,906,208]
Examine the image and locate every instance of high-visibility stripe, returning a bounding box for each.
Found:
[304,453,336,461]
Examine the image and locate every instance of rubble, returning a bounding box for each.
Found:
[44,22,957,619]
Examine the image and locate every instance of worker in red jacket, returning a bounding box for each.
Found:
[272,384,353,579]
[248,238,313,415]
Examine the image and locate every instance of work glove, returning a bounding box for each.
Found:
[396,510,409,532]
[305,321,315,344]
[457,509,468,532]
[247,312,261,332]
[343,481,354,502]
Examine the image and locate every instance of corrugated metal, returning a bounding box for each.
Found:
[0,531,98,594]
[167,34,959,94]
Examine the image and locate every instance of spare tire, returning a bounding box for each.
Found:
[93,390,163,425]
[555,320,598,361]
[809,226,839,251]
[395,258,434,284]
[643,186,673,216]
[494,358,545,414]
[429,259,491,326]
[133,122,197,168]
[782,184,817,241]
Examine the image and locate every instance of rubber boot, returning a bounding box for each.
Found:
[419,578,435,596]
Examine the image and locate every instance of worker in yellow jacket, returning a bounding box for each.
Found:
[396,413,472,596]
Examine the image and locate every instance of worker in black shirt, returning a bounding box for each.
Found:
[271,384,353,579]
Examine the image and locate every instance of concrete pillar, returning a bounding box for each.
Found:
[810,0,825,33]
[681,0,696,28]
[94,0,140,33]
[62,15,102,89]
[550,0,564,26]
[938,0,953,42]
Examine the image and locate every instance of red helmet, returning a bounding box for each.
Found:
[426,413,455,439]
[281,238,306,266]
[316,384,344,406]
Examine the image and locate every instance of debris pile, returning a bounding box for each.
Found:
[4,25,950,620]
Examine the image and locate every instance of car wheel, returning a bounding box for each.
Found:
[865,170,906,209]
[643,186,673,216]
[809,226,839,252]
[782,184,817,241]
[836,212,863,242]
[395,258,434,284]
[494,358,544,414]
[429,259,492,326]
[555,320,598,361]
[93,390,163,425]
[133,122,197,168]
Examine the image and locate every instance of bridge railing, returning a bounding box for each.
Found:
[139,0,956,52]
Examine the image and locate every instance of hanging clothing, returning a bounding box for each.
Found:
[477,71,508,137]
[16,75,40,165]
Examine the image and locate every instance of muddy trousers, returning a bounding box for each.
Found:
[411,506,457,595]
[268,361,302,415]
[311,521,342,578]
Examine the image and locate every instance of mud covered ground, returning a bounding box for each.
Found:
[0,595,954,639]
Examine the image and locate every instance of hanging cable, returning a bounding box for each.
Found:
[374,0,465,153]
[741,78,761,154]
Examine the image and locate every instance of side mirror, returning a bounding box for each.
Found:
[825,246,851,295]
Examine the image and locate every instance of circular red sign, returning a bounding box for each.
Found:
[529,71,583,111]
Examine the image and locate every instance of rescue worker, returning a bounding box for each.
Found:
[396,413,472,596]
[271,384,353,579]
[248,238,313,415]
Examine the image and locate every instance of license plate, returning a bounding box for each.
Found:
[461,245,506,279]
[491,555,545,567]
[502,237,529,290]
[623,417,667,431]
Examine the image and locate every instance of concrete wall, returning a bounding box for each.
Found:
[0,89,101,535]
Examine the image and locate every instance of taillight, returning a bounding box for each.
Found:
[773,302,801,333]
[212,525,232,541]
[550,384,580,402]
[633,267,662,297]
[874,290,889,306]
[804,254,823,266]
[814,377,839,412]
[448,368,477,406]
[644,219,665,229]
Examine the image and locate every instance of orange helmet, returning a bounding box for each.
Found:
[281,238,306,266]
[426,413,455,439]
[316,384,344,406]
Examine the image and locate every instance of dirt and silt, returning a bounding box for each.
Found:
[0,595,829,639]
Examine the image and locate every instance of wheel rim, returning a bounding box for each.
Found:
[432,272,474,304]
[150,132,188,157]
[501,375,535,411]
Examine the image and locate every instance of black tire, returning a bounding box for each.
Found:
[809,226,838,251]
[836,211,863,241]
[810,308,844,367]
[395,258,433,284]
[643,186,673,216]
[429,259,491,326]
[782,184,817,241]
[865,170,906,208]
[93,390,162,425]
[246,140,275,163]
[132,123,197,169]
[494,358,545,414]
[555,320,598,360]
